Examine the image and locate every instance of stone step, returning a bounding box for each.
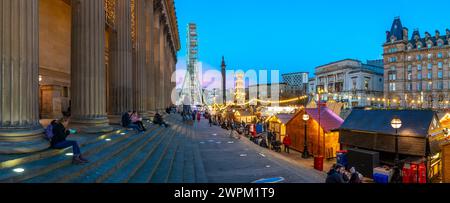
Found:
[103,126,177,183]
[183,129,196,183]
[128,126,180,183]
[167,132,187,183]
[149,127,186,183]
[23,127,163,183]
[0,128,122,170]
[68,126,171,183]
[193,142,208,183]
[0,128,145,183]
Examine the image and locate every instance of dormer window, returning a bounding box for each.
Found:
[438,40,444,47]
[407,44,413,50]
[427,42,433,49]
[417,44,422,49]
[390,35,396,43]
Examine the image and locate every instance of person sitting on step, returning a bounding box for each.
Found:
[121,111,143,132]
[131,111,146,131]
[50,116,88,165]
[153,112,169,128]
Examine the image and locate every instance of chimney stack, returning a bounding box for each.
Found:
[436,30,440,39]
[403,28,409,41]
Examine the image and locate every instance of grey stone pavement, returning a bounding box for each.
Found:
[190,119,327,183]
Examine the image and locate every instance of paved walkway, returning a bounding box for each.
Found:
[190,118,326,183]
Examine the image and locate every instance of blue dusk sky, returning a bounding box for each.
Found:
[175,0,450,78]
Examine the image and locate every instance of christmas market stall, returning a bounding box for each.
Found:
[235,110,256,123]
[339,110,449,182]
[267,114,296,142]
[284,107,344,159]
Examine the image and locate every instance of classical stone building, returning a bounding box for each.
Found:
[0,0,180,154]
[383,17,450,109]
[310,59,384,108]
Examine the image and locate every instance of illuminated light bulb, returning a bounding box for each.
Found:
[65,153,74,156]
[13,168,25,173]
[106,138,112,142]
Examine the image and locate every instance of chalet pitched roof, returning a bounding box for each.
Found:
[339,110,437,137]
[276,114,295,125]
[306,107,344,133]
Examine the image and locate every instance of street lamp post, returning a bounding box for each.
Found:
[391,116,402,183]
[302,114,310,158]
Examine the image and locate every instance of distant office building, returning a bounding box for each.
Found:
[308,78,316,95]
[383,17,450,109]
[246,83,303,106]
[311,59,384,108]
[282,71,309,88]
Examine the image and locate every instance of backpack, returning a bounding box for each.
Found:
[44,121,56,141]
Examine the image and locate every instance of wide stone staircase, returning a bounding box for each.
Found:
[0,115,208,183]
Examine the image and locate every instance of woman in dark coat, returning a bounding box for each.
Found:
[50,117,88,164]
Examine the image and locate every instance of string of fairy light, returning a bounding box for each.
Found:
[210,95,309,111]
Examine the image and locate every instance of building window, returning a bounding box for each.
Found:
[407,65,412,71]
[418,44,422,50]
[364,79,370,90]
[428,72,433,79]
[428,63,433,70]
[407,72,412,81]
[352,78,357,91]
[418,71,422,80]
[438,71,443,79]
[407,56,412,61]
[417,83,422,91]
[438,41,444,47]
[389,57,397,63]
[417,54,422,61]
[390,66,396,71]
[428,43,433,49]
[389,83,396,91]
[389,73,396,81]
[428,53,433,59]
[417,65,422,71]
[438,62,443,69]
[438,81,444,90]
[427,82,433,90]
[407,83,413,91]
[438,52,443,58]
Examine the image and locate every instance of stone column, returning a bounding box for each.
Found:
[70,0,113,133]
[133,0,149,119]
[159,20,167,110]
[0,0,49,154]
[153,5,161,112]
[145,0,156,114]
[110,0,133,116]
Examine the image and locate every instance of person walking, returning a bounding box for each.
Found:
[50,116,88,164]
[197,111,201,122]
[283,134,292,154]
[208,114,213,127]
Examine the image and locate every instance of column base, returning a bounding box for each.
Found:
[0,127,50,154]
[70,117,114,134]
[107,115,122,125]
[139,111,150,120]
